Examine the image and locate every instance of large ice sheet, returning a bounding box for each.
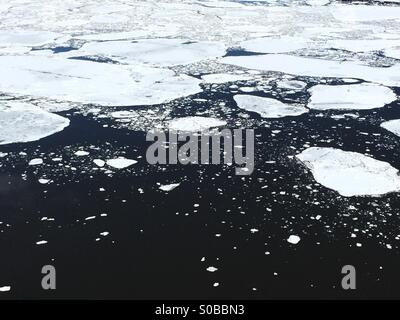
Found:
[296,147,400,197]
[0,55,202,106]
[0,102,69,145]
[234,95,308,118]
[0,30,64,47]
[221,54,400,87]
[77,39,226,67]
[308,83,397,110]
[381,119,400,137]
[239,36,310,54]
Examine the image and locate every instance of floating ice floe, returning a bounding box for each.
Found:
[93,159,105,167]
[330,4,400,22]
[0,56,202,106]
[325,39,400,53]
[381,119,400,137]
[28,158,43,166]
[77,38,226,67]
[307,83,397,110]
[0,102,69,145]
[221,54,400,87]
[385,48,400,60]
[234,95,308,118]
[201,73,253,84]
[276,80,307,90]
[168,116,227,132]
[106,158,138,169]
[287,235,301,245]
[159,183,181,192]
[296,147,400,197]
[0,286,11,292]
[0,30,64,48]
[239,36,310,54]
[75,150,89,156]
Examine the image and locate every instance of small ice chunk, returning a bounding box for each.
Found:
[206,266,218,272]
[36,240,48,245]
[287,235,301,244]
[159,183,180,192]
[93,159,105,167]
[234,95,308,118]
[0,286,11,292]
[29,158,43,166]
[106,158,137,169]
[168,116,226,132]
[74,150,89,156]
[38,179,50,184]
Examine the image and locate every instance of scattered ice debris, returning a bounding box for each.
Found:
[206,266,218,272]
[36,240,48,245]
[0,102,69,145]
[0,152,7,158]
[0,286,11,292]
[296,147,400,197]
[168,116,227,132]
[234,95,308,118]
[381,119,400,137]
[159,183,181,192]
[93,159,105,167]
[308,83,397,110]
[0,56,201,106]
[28,158,43,166]
[74,150,89,156]
[106,158,138,169]
[287,235,301,245]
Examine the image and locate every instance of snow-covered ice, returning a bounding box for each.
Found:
[234,95,308,118]
[222,54,400,87]
[77,38,226,67]
[239,36,310,54]
[168,116,227,132]
[287,235,301,245]
[0,102,69,145]
[159,183,181,192]
[308,83,397,110]
[296,147,400,197]
[381,119,400,137]
[0,56,202,106]
[106,158,138,169]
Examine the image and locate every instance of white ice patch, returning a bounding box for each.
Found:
[0,286,11,292]
[168,116,227,132]
[234,95,308,118]
[201,73,253,84]
[276,80,307,90]
[77,38,226,67]
[0,102,69,145]
[330,4,400,22]
[28,158,43,166]
[159,183,181,192]
[221,54,400,87]
[239,36,309,54]
[308,83,397,110]
[93,159,105,167]
[296,147,400,197]
[287,235,301,245]
[381,119,400,137]
[74,150,89,156]
[0,30,64,48]
[106,158,138,169]
[326,39,400,53]
[0,56,202,106]
[385,48,400,60]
